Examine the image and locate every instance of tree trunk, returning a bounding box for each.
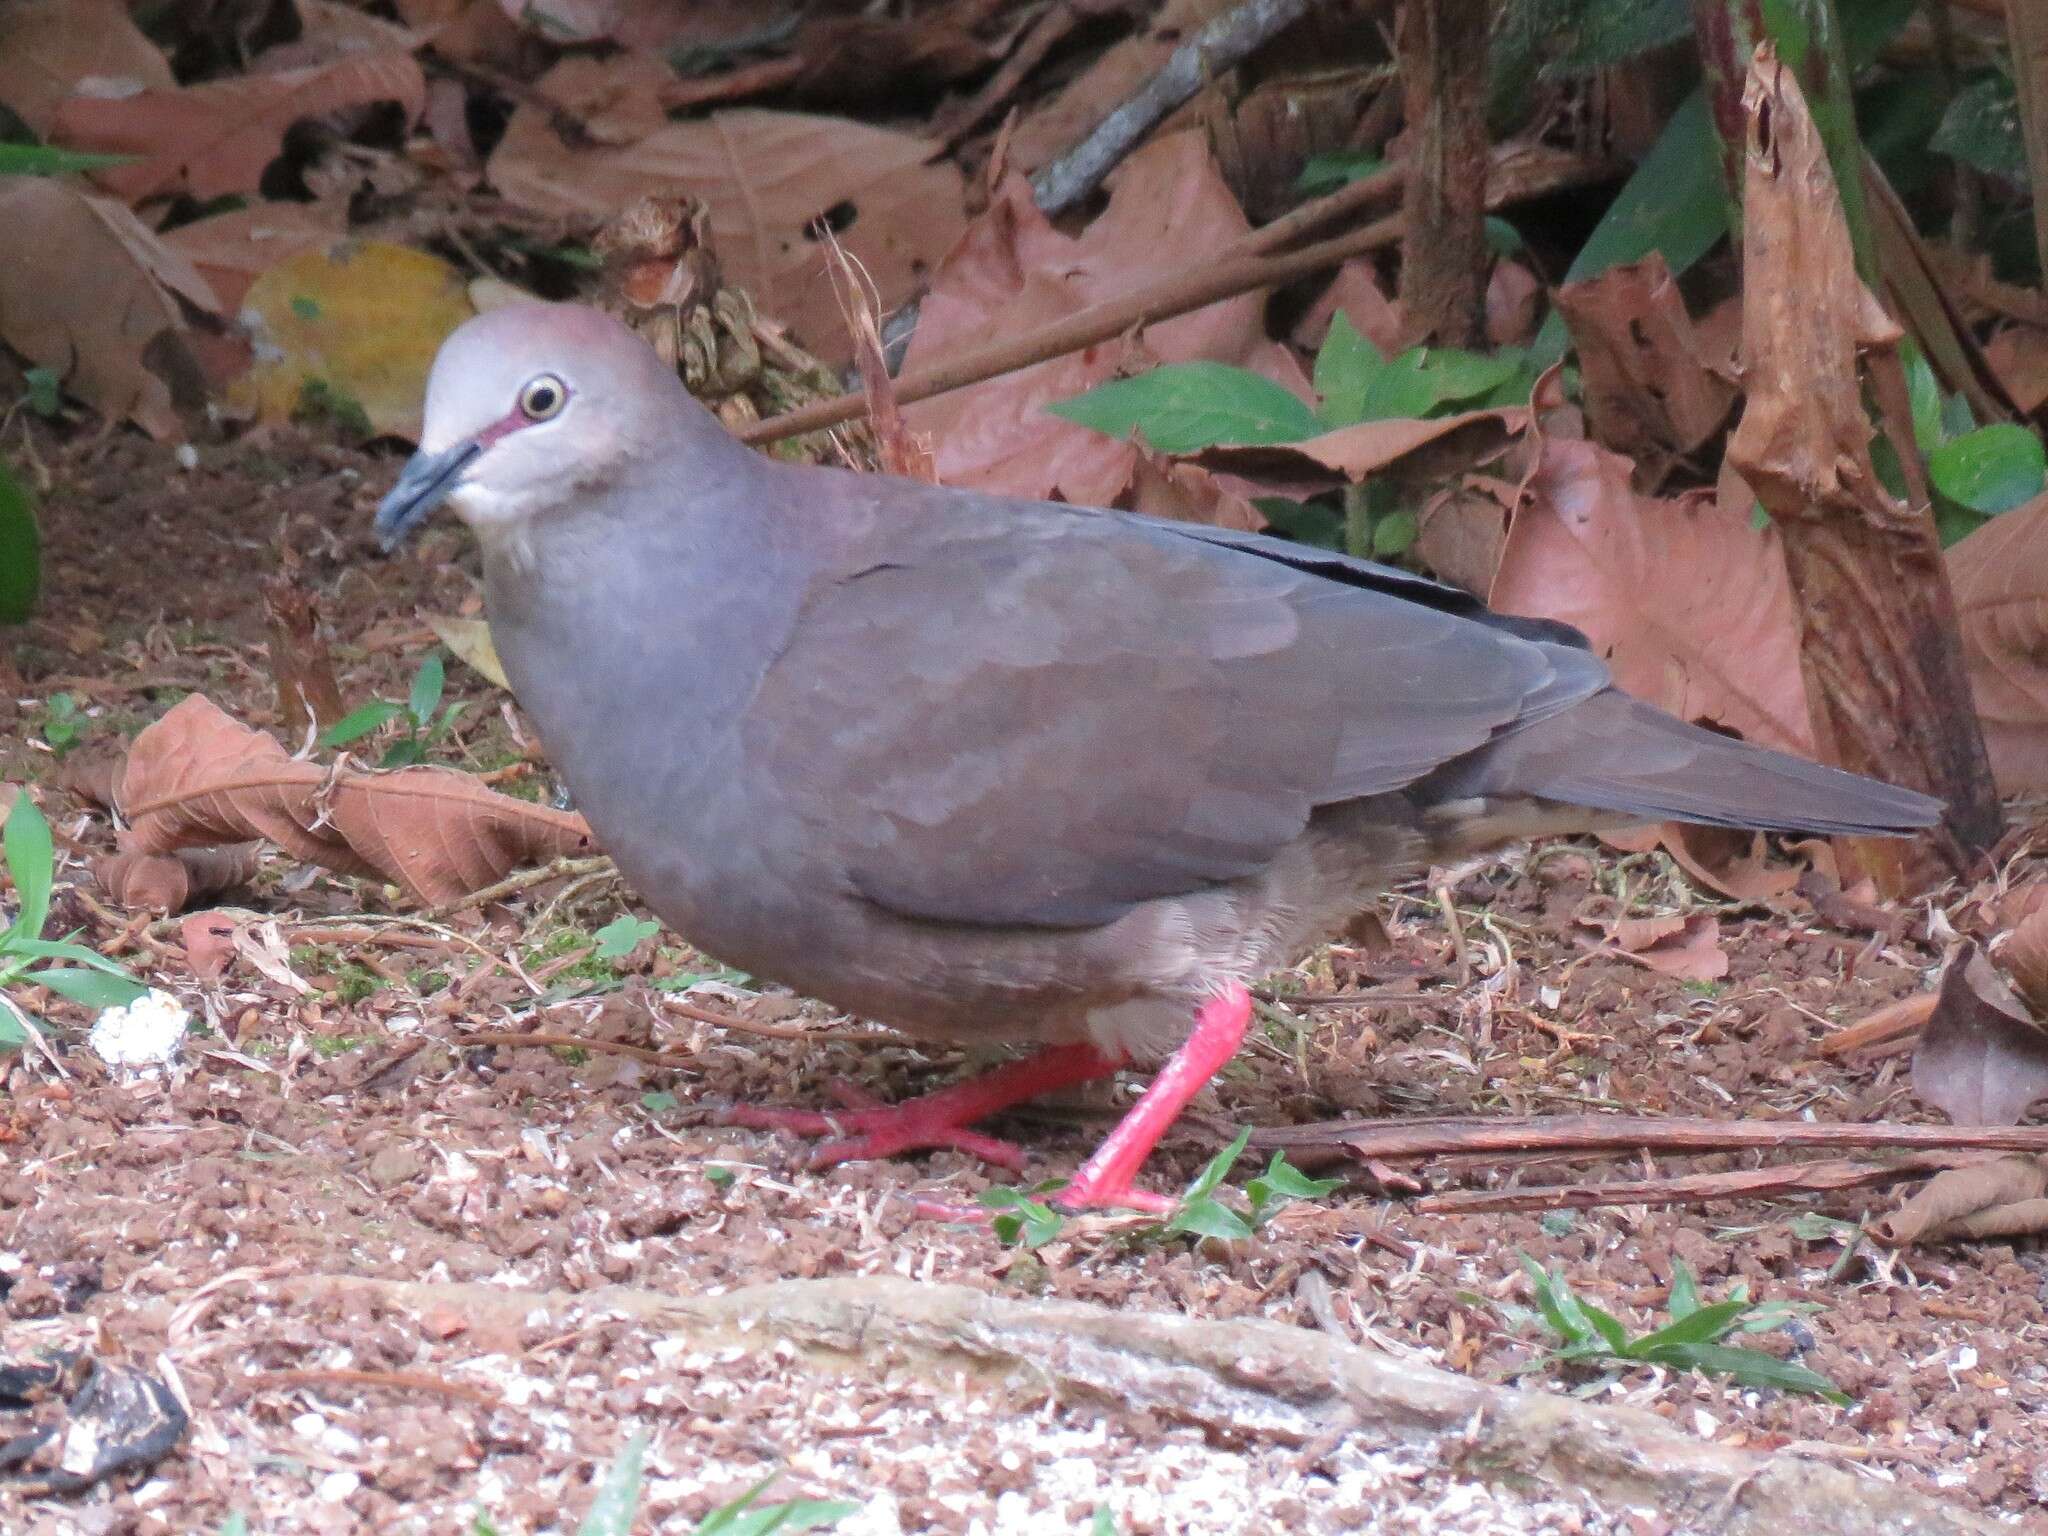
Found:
[1396,0,1489,347]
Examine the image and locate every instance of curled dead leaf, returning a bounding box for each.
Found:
[119,695,592,907]
[1911,944,2048,1125]
[2002,906,2048,1018]
[1871,1154,2048,1247]
[95,843,260,914]
[1574,905,1728,982]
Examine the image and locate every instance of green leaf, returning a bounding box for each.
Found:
[380,739,427,769]
[1571,1296,1630,1355]
[641,1090,681,1114]
[1089,1506,1120,1536]
[1484,216,1524,256]
[318,699,404,749]
[33,967,146,1010]
[1929,424,2046,516]
[576,1430,648,1536]
[1047,363,1321,454]
[7,935,139,972]
[1246,1151,1342,1205]
[0,459,40,625]
[3,794,54,947]
[219,1516,250,1536]
[1369,508,1417,558]
[1631,1298,1750,1353]
[1666,1257,1700,1321]
[408,651,447,725]
[1165,1195,1254,1242]
[0,1007,26,1053]
[1932,71,2027,181]
[22,368,60,419]
[1313,312,1383,426]
[594,915,662,960]
[979,1185,1065,1249]
[1181,1127,1250,1204]
[0,141,136,176]
[1532,88,1725,367]
[696,1478,858,1536]
[1518,1253,1594,1347]
[1652,1341,1850,1404]
[1295,150,1384,195]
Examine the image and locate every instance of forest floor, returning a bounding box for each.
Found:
[4,428,2045,1535]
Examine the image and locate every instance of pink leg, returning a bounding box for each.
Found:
[1054,983,1253,1214]
[721,1042,1121,1172]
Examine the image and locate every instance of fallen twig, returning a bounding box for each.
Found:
[1247,1111,2048,1159]
[1412,1151,1970,1215]
[427,853,616,919]
[1815,991,1937,1056]
[1030,0,1318,217]
[458,1031,691,1068]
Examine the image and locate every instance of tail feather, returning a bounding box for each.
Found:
[1429,690,1943,837]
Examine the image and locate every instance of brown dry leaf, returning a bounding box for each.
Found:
[94,843,260,914]
[1485,259,1543,349]
[1911,943,2048,1125]
[1598,821,1804,904]
[1291,259,1406,356]
[488,58,964,368]
[903,129,1309,503]
[52,51,426,203]
[425,615,509,690]
[119,695,593,907]
[1491,435,1814,757]
[1006,0,1227,173]
[1575,905,1729,982]
[663,13,996,113]
[161,199,350,314]
[1192,409,1528,495]
[0,0,173,138]
[1116,450,1263,532]
[1411,478,1511,597]
[2003,905,2048,1019]
[180,910,240,982]
[1947,488,2048,794]
[1872,1154,2048,1247]
[1984,325,2048,417]
[1552,252,1737,472]
[0,177,219,440]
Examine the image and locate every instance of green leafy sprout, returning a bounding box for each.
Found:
[1490,1252,1848,1404]
[319,651,466,767]
[568,1431,856,1536]
[0,797,147,1051]
[979,1127,1340,1249]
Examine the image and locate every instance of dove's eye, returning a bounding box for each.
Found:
[519,374,567,420]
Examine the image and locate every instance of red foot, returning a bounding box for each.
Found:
[720,1042,1120,1173]
[1050,984,1252,1215]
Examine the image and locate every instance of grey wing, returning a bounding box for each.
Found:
[746,514,1606,929]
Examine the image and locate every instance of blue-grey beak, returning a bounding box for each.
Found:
[374,440,482,552]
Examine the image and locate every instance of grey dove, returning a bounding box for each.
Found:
[376,302,1941,1214]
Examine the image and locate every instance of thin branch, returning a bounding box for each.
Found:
[1247,1112,2048,1159]
[1412,1151,1969,1215]
[1031,0,1319,217]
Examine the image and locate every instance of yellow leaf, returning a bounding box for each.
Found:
[425,614,509,690]
[232,241,474,441]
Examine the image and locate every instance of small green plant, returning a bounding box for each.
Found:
[1493,1253,1848,1404]
[319,652,465,767]
[594,914,662,960]
[36,693,85,757]
[979,1129,1341,1249]
[693,1476,857,1535]
[0,797,146,1049]
[0,458,39,625]
[1162,1128,1342,1241]
[22,367,61,419]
